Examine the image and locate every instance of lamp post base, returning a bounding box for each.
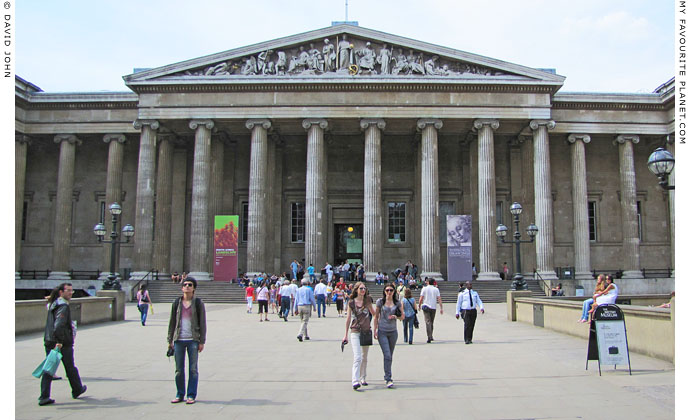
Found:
[102,274,122,291]
[511,274,528,291]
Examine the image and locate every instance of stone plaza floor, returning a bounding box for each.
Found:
[15,301,675,419]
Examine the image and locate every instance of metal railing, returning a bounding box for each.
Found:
[532,270,549,295]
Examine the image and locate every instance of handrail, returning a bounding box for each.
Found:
[533,270,549,295]
[128,269,157,301]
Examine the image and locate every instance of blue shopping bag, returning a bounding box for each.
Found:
[32,348,62,378]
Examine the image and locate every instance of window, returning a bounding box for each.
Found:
[291,202,305,243]
[588,201,597,241]
[439,201,455,244]
[636,201,642,241]
[99,201,106,224]
[388,202,406,242]
[21,201,28,241]
[496,201,504,226]
[242,202,249,242]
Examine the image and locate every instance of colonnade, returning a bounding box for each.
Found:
[14,117,669,281]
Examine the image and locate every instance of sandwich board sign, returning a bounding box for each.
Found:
[586,304,631,375]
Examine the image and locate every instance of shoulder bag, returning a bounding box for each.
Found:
[355,301,373,346]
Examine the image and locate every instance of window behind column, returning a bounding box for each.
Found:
[388,202,406,243]
[22,201,28,241]
[588,201,597,242]
[636,201,643,242]
[291,202,305,243]
[496,201,504,226]
[241,202,248,242]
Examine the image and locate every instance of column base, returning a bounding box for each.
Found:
[365,271,379,282]
[155,272,171,281]
[98,272,122,282]
[476,271,501,281]
[129,271,153,281]
[187,271,212,281]
[48,271,71,281]
[574,271,594,281]
[420,271,444,282]
[15,271,20,280]
[534,270,559,282]
[622,270,643,279]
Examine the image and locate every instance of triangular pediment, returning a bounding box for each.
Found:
[124,25,564,90]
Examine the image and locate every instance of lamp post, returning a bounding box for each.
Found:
[495,202,538,291]
[647,147,675,190]
[93,202,134,290]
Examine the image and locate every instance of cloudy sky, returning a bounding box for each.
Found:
[16,0,673,93]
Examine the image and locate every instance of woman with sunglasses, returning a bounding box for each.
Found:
[167,277,207,405]
[374,283,404,388]
[343,281,374,390]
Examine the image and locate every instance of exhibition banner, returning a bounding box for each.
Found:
[213,215,239,282]
[446,215,472,282]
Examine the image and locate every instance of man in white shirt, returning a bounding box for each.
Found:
[324,262,333,283]
[288,280,299,316]
[418,278,443,343]
[455,281,484,344]
[279,281,295,321]
[314,279,328,317]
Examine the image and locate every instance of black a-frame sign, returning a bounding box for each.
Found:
[586,304,632,375]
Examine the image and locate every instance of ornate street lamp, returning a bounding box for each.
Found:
[647,147,675,190]
[93,202,134,290]
[495,202,539,291]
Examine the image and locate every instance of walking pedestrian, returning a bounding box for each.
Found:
[402,288,417,344]
[307,263,316,283]
[38,283,87,406]
[455,281,484,344]
[168,277,207,404]
[343,281,375,390]
[245,282,255,313]
[314,278,328,317]
[136,284,152,326]
[269,284,278,314]
[418,278,443,343]
[290,259,299,280]
[293,278,316,341]
[374,283,404,388]
[256,281,270,322]
[334,285,345,317]
[279,279,294,321]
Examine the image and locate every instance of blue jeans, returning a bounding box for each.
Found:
[377,330,398,381]
[316,295,326,316]
[581,298,594,320]
[138,303,149,325]
[281,297,291,318]
[403,315,415,343]
[174,340,199,399]
[309,273,316,282]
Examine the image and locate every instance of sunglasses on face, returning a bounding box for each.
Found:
[182,283,194,287]
[385,289,394,292]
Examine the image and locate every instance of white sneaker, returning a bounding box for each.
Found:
[386,380,394,388]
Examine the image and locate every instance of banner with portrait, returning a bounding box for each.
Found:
[213,215,239,281]
[446,215,472,282]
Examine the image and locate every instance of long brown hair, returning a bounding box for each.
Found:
[350,281,370,301]
[47,283,72,305]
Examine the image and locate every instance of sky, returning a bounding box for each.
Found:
[15,0,673,94]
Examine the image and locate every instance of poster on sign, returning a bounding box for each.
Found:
[213,215,239,282]
[586,304,631,375]
[446,215,472,282]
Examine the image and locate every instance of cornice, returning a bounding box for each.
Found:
[551,101,666,111]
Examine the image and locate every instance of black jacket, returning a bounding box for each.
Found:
[44,298,74,346]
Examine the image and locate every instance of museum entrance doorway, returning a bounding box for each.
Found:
[334,224,363,265]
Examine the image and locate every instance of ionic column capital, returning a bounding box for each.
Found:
[416,118,443,131]
[246,118,272,130]
[133,119,159,130]
[567,134,591,144]
[302,118,329,131]
[360,118,386,131]
[473,119,499,131]
[189,119,215,131]
[16,134,31,145]
[614,135,640,145]
[54,134,82,146]
[103,133,126,144]
[529,120,556,131]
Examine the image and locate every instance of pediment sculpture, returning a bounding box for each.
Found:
[175,34,506,78]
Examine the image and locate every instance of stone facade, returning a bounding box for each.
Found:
[15,25,674,283]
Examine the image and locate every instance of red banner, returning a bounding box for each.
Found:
[213,215,239,281]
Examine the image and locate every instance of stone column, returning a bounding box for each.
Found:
[361,119,385,281]
[530,120,558,281]
[188,119,214,281]
[303,118,329,274]
[567,134,593,280]
[49,134,81,280]
[15,135,30,279]
[99,134,127,281]
[474,119,501,281]
[169,147,188,274]
[152,134,175,280]
[667,136,675,276]
[615,135,643,278]
[207,134,226,275]
[417,119,443,280]
[246,119,271,276]
[130,119,159,281]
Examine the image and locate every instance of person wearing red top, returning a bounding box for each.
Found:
[245,284,255,313]
[336,277,347,291]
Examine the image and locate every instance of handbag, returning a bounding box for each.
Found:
[32,348,62,378]
[413,314,420,329]
[359,329,373,346]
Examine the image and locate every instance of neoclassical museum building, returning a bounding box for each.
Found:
[15,24,675,287]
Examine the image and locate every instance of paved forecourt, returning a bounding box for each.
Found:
[15,299,674,420]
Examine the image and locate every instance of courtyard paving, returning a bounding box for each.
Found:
[15,301,675,419]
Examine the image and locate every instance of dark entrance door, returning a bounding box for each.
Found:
[334,224,363,265]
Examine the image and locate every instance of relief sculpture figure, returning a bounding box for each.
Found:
[241,56,258,75]
[391,48,408,75]
[424,55,443,76]
[407,50,425,75]
[356,42,377,74]
[309,43,324,72]
[276,51,287,75]
[338,34,352,70]
[377,43,392,75]
[257,50,273,74]
[323,38,336,72]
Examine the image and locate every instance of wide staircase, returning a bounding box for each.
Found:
[146,279,546,304]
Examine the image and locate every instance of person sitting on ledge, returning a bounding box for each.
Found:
[656,291,675,308]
